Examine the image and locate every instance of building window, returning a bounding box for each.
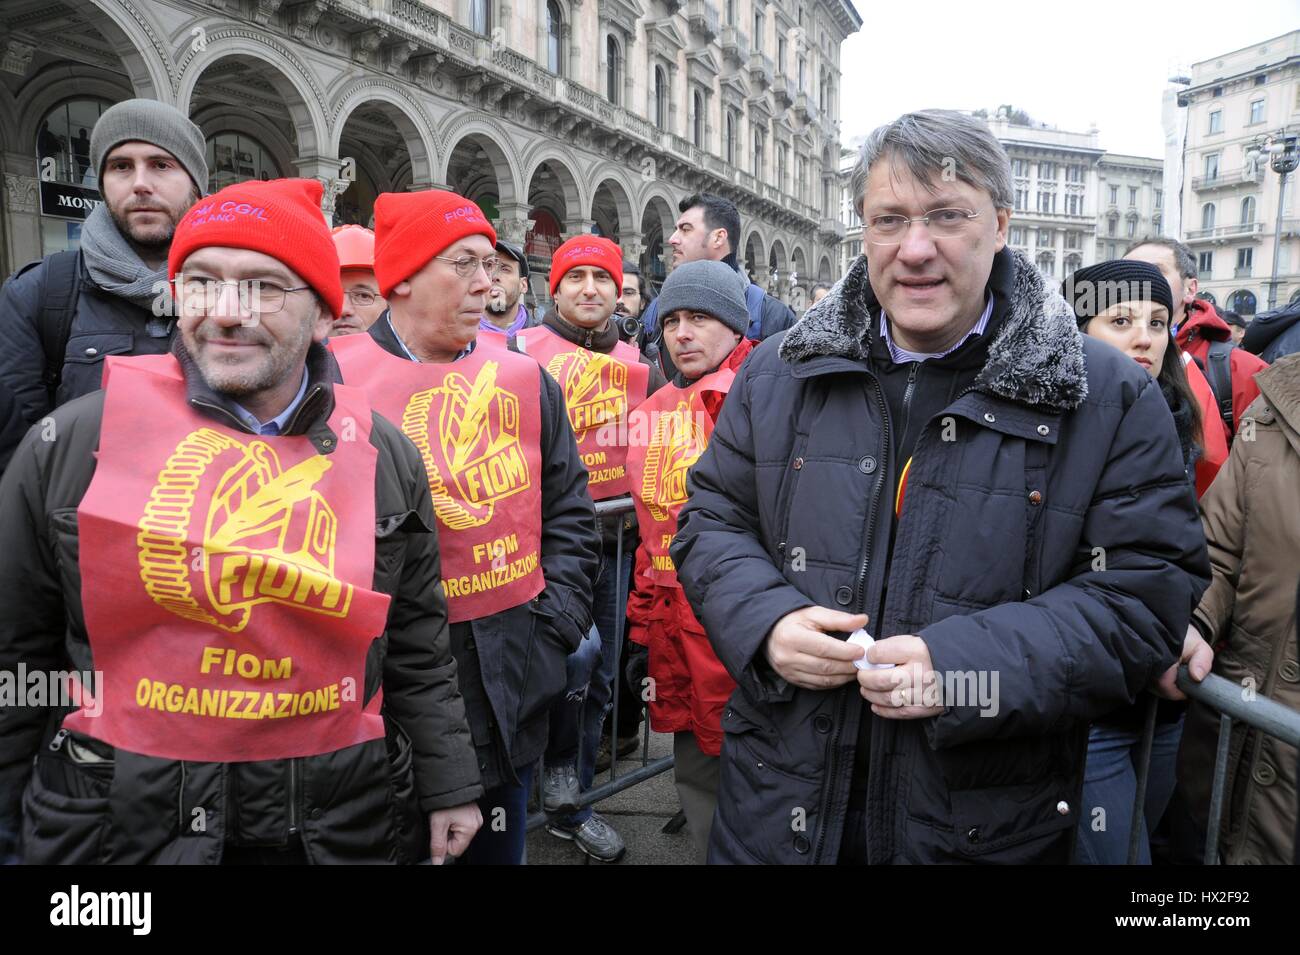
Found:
[1012,159,1029,177]
[206,131,282,194]
[1204,153,1220,179]
[1065,164,1081,183]
[777,143,788,193]
[692,89,705,147]
[1236,247,1253,274]
[1128,186,1138,207]
[1155,189,1162,209]
[726,0,735,23]
[1255,73,1266,85]
[1152,215,1161,233]
[1065,231,1080,250]
[724,111,736,165]
[1108,185,1118,205]
[1107,216,1117,236]
[606,35,622,103]
[1241,195,1256,223]
[36,97,113,187]
[653,66,668,130]
[1249,99,1265,124]
[1108,242,1118,259]
[753,9,763,45]
[1212,85,1223,97]
[1201,203,1216,230]
[1038,162,1056,180]
[1014,188,1027,211]
[1228,289,1257,316]
[778,36,787,73]
[1009,226,1026,246]
[1036,191,1056,214]
[1126,217,1136,238]
[798,55,805,90]
[1198,251,1213,276]
[546,1,564,75]
[1038,228,1053,246]
[753,127,765,177]
[470,0,492,35]
[1036,252,1055,277]
[1208,109,1222,133]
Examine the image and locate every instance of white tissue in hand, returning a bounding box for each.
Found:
[848,629,895,670]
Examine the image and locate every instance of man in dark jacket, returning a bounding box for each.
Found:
[0,98,208,473]
[642,193,796,379]
[332,189,598,865]
[672,109,1211,865]
[0,178,483,865]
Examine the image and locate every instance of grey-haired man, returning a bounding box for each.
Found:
[672,109,1210,864]
[0,98,207,472]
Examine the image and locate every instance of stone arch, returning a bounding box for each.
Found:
[17,66,135,158]
[85,0,175,99]
[189,105,297,185]
[176,30,328,159]
[769,237,790,276]
[590,171,636,244]
[791,245,809,285]
[329,80,438,188]
[437,115,524,206]
[640,190,677,289]
[818,254,833,284]
[743,228,768,285]
[521,148,586,232]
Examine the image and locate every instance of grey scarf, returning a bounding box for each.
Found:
[79,203,172,312]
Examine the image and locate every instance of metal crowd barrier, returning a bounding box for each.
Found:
[1126,665,1300,865]
[525,496,675,834]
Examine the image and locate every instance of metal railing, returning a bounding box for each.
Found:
[525,497,675,834]
[1125,665,1300,864]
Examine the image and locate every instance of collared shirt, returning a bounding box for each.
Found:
[880,293,994,364]
[480,304,530,337]
[387,312,476,362]
[230,368,310,436]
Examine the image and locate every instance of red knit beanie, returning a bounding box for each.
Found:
[168,178,343,318]
[373,190,498,297]
[549,235,624,295]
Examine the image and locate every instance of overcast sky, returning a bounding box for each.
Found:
[839,1,1298,156]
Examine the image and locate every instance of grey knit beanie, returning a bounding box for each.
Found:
[90,98,209,194]
[657,259,749,336]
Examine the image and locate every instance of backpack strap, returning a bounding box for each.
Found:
[1203,339,1235,439]
[37,250,83,402]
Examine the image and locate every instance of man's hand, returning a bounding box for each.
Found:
[1151,625,1214,701]
[763,607,868,690]
[856,634,945,720]
[428,802,483,865]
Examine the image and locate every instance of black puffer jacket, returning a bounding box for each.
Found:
[0,341,482,864]
[672,248,1210,865]
[361,318,599,790]
[0,251,173,473]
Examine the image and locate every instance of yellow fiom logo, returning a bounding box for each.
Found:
[641,399,707,522]
[136,429,353,633]
[403,360,530,530]
[549,349,627,436]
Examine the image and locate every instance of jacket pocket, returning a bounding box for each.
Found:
[21,738,114,864]
[517,606,567,728]
[374,510,426,595]
[945,779,1075,863]
[383,718,424,864]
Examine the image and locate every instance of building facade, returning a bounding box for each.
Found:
[1171,30,1300,315]
[0,0,861,309]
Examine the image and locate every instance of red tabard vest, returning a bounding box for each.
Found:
[516,325,650,499]
[624,366,737,587]
[331,333,545,622]
[68,354,390,762]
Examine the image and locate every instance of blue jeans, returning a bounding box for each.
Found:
[545,548,634,825]
[1075,716,1183,865]
[459,762,534,865]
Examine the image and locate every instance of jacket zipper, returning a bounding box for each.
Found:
[49,728,69,752]
[899,362,919,449]
[814,376,891,864]
[287,759,300,837]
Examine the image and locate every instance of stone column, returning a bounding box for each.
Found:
[2,152,43,273]
[494,200,534,246]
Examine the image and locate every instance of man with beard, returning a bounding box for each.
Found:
[481,240,536,337]
[0,99,207,472]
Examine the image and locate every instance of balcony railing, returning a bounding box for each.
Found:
[747,51,773,88]
[687,0,720,41]
[1234,265,1253,278]
[771,73,792,107]
[1185,222,1265,241]
[1191,166,1266,191]
[719,24,749,61]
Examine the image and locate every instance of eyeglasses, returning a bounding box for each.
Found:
[433,254,502,279]
[345,287,380,307]
[866,208,982,245]
[177,277,312,315]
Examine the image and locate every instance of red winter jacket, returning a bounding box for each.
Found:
[1177,299,1268,435]
[1182,354,1228,497]
[627,338,755,756]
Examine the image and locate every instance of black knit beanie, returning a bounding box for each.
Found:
[1063,260,1173,326]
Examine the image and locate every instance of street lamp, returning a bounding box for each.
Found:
[1245,132,1299,312]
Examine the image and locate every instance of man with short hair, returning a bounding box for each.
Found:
[1220,309,1248,347]
[0,98,209,472]
[0,178,484,865]
[811,283,832,306]
[329,224,386,336]
[641,193,796,377]
[625,259,755,862]
[673,109,1210,864]
[331,190,598,866]
[1124,236,1267,440]
[516,236,665,862]
[482,240,535,336]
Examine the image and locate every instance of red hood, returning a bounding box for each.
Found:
[1177,298,1231,346]
[723,336,757,372]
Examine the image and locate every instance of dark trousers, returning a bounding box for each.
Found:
[459,762,535,865]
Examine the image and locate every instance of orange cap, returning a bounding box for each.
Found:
[331,224,376,270]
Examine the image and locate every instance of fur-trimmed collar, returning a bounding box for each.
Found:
[780,248,1088,411]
